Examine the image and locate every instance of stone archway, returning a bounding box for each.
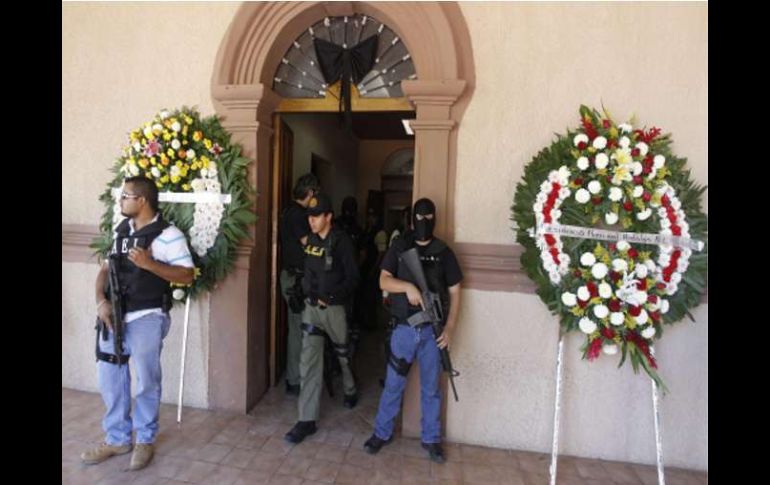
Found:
[206,2,475,431]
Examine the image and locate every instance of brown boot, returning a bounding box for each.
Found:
[128,443,155,471]
[80,442,133,465]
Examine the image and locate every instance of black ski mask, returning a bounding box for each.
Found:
[413,198,436,241]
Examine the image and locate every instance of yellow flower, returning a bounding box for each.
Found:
[129,131,139,142]
[203,139,212,149]
[182,126,188,136]
[160,156,169,166]
[171,175,181,184]
[149,156,156,165]
[166,148,175,158]
[178,150,187,160]
[180,167,189,177]
[202,158,210,169]
[160,175,169,183]
[184,115,193,125]
[138,159,149,169]
[145,172,153,179]
[163,132,172,141]
[175,161,183,168]
[182,183,191,191]
[155,181,163,188]
[193,131,203,142]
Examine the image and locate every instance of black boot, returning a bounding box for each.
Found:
[421,442,446,464]
[363,434,393,455]
[285,381,300,396]
[284,421,317,444]
[343,392,359,409]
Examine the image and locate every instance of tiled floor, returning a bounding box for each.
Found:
[63,328,707,484]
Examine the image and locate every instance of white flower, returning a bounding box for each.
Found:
[617,241,630,252]
[671,199,682,210]
[549,271,562,285]
[559,188,571,199]
[605,212,619,225]
[671,272,682,284]
[593,304,609,319]
[551,209,562,220]
[588,180,602,194]
[208,161,217,171]
[636,142,649,156]
[133,142,142,152]
[618,123,632,134]
[580,252,596,267]
[200,168,208,177]
[561,292,577,307]
[171,139,181,150]
[619,136,631,148]
[635,309,649,325]
[612,259,628,273]
[660,299,670,314]
[172,288,186,300]
[540,181,552,192]
[591,263,608,280]
[593,136,607,150]
[171,121,182,132]
[610,312,625,326]
[637,208,652,221]
[653,155,666,169]
[191,178,206,192]
[187,149,196,160]
[602,343,619,355]
[151,167,161,178]
[143,126,153,138]
[170,165,181,177]
[641,326,657,339]
[575,188,591,204]
[632,162,643,176]
[152,123,163,133]
[595,153,609,169]
[633,186,644,198]
[573,134,589,147]
[159,110,170,119]
[599,282,613,299]
[579,317,597,334]
[645,259,657,272]
[647,168,658,180]
[577,156,590,171]
[533,202,544,213]
[609,187,623,201]
[129,164,140,176]
[207,167,218,178]
[635,264,649,279]
[577,286,591,301]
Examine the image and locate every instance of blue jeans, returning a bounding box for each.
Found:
[97,312,171,446]
[373,324,442,444]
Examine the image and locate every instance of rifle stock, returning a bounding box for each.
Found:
[107,255,125,366]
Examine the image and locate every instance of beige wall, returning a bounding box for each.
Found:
[356,140,416,210]
[455,1,708,245]
[62,2,240,225]
[282,114,359,213]
[62,1,707,470]
[450,2,707,470]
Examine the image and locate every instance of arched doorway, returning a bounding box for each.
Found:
[207,2,474,438]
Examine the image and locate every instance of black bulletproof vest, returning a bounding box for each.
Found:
[110,216,172,313]
[303,228,346,301]
[390,235,450,323]
[279,202,308,271]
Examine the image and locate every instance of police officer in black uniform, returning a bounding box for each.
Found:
[279,173,320,395]
[363,198,463,464]
[285,193,360,444]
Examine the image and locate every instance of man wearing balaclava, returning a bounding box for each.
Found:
[362,197,463,464]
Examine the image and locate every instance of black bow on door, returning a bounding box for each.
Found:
[313,35,378,131]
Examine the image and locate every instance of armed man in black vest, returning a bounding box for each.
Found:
[363,198,463,464]
[81,176,194,471]
[285,193,360,444]
[279,173,320,395]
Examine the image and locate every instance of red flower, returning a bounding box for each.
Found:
[642,191,652,202]
[587,281,599,297]
[602,119,611,129]
[608,299,621,312]
[609,243,617,252]
[549,248,560,259]
[631,148,640,157]
[629,305,642,317]
[642,165,652,175]
[623,201,634,212]
[544,234,557,246]
[633,176,644,185]
[607,138,617,148]
[647,295,658,304]
[552,183,561,191]
[656,282,667,290]
[578,141,587,150]
[592,197,603,205]
[671,225,682,236]
[636,279,647,291]
[634,127,662,144]
[628,248,639,259]
[587,338,602,361]
[609,271,621,282]
[601,327,615,339]
[582,118,599,139]
[661,194,671,206]
[650,311,660,322]
[574,269,583,278]
[574,177,584,185]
